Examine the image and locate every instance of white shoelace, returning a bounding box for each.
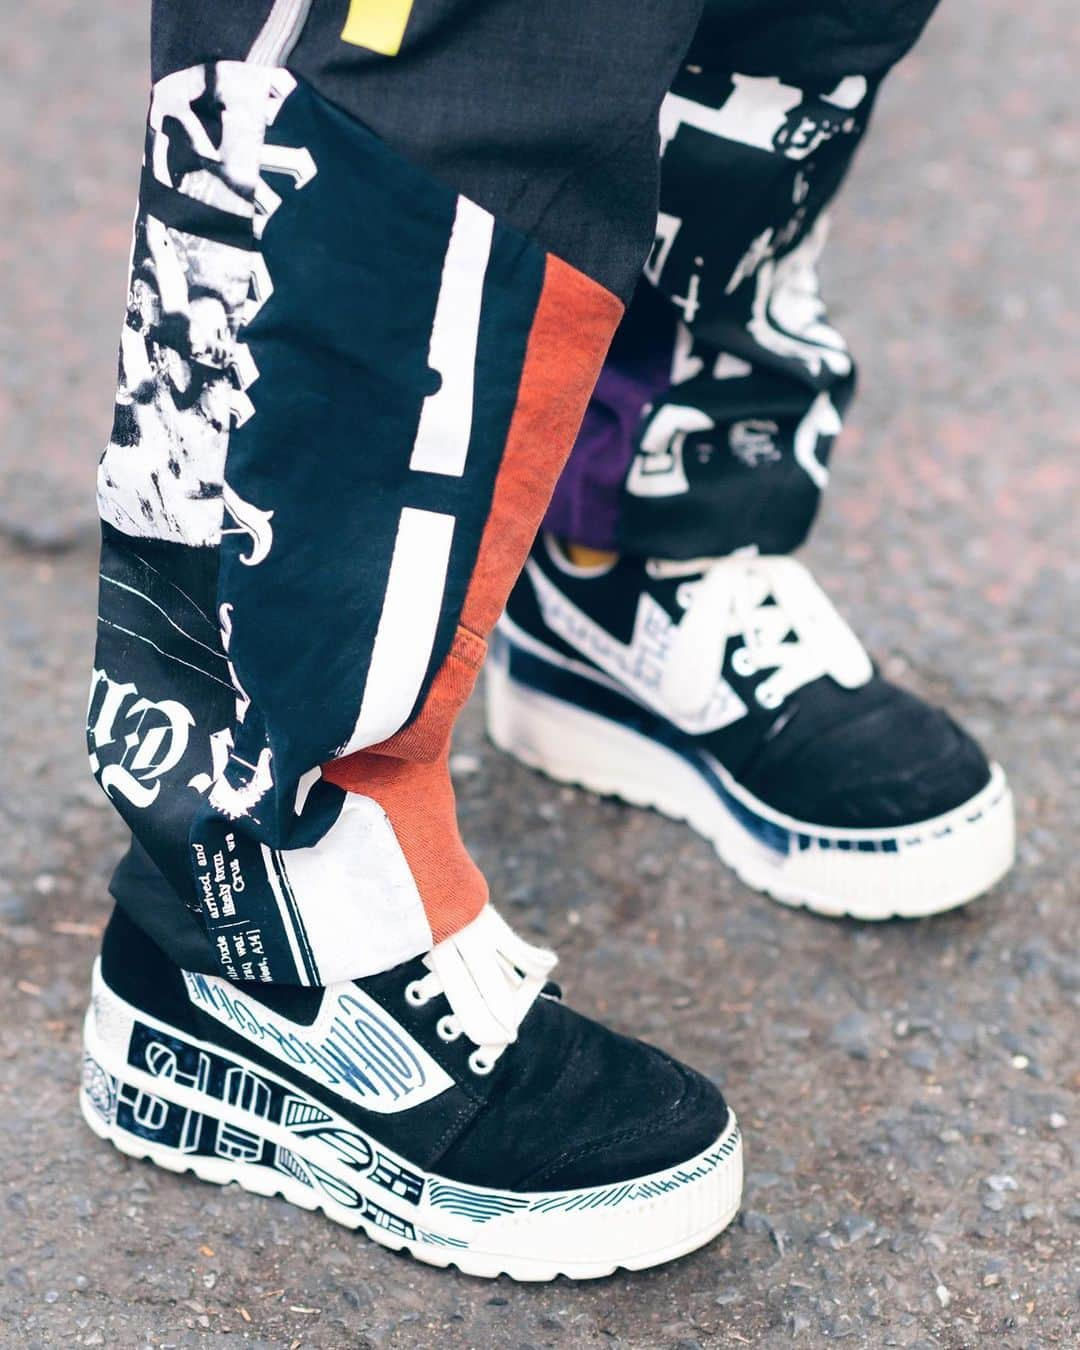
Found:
[404,906,557,1076]
[656,554,873,720]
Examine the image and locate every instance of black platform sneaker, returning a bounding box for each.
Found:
[81,904,742,1281]
[487,536,1014,919]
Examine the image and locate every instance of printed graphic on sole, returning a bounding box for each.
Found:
[82,965,742,1281]
[486,628,1015,919]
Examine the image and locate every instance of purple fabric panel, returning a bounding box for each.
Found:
[543,367,656,548]
[544,288,674,548]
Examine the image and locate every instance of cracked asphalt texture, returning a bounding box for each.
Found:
[1,1,1077,1346]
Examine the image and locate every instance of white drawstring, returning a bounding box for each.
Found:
[404,907,557,1075]
[657,554,873,721]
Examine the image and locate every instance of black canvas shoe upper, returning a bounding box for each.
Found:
[100,903,729,1192]
[504,539,992,829]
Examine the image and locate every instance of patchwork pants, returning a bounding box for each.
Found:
[92,0,939,983]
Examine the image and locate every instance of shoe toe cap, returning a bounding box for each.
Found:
[750,689,993,829]
[516,1041,730,1192]
[435,999,733,1194]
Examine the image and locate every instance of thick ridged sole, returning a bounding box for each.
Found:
[80,963,742,1281]
[486,636,1015,920]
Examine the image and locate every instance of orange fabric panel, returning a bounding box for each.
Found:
[462,253,623,636]
[367,254,623,763]
[326,254,621,941]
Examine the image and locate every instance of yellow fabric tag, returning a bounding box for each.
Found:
[341,0,416,57]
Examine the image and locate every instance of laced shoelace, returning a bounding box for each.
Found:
[403,906,557,1077]
[656,554,873,720]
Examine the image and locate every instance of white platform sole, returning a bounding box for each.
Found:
[80,964,742,1282]
[486,647,1015,920]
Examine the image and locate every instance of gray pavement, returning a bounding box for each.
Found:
[1,2,1077,1346]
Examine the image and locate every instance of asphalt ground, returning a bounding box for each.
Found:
[1,2,1077,1346]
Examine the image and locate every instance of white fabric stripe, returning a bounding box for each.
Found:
[260,842,314,984]
[409,197,494,477]
[247,0,314,66]
[338,507,456,755]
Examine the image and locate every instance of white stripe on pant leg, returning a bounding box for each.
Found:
[261,842,317,984]
[409,197,494,477]
[337,507,456,755]
[247,0,315,66]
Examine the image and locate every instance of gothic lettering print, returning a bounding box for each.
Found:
[99,65,299,548]
[88,668,196,810]
[91,60,570,983]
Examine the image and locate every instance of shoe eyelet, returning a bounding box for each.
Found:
[675,581,697,609]
[436,1015,462,1042]
[468,1049,495,1076]
[404,980,428,1007]
[732,648,756,677]
[756,685,782,710]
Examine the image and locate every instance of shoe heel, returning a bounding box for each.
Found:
[485,637,559,766]
[485,638,609,785]
[79,967,309,1195]
[80,1046,247,1183]
[485,635,708,816]
[79,995,385,1222]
